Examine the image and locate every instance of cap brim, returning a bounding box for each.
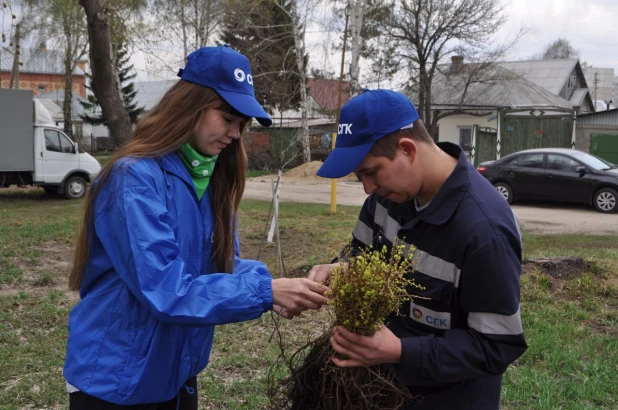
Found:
[316,142,374,178]
[216,89,272,127]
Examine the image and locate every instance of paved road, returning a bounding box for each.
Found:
[244,177,618,235]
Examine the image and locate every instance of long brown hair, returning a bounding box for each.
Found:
[69,81,249,291]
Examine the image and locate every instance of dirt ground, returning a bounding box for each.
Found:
[245,171,618,235]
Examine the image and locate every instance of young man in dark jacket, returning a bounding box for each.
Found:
[308,89,527,410]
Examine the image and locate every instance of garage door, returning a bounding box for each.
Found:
[590,134,618,164]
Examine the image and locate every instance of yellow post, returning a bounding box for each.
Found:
[330,132,337,214]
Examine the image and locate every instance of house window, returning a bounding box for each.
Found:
[74,124,83,139]
[458,127,472,152]
[567,73,577,95]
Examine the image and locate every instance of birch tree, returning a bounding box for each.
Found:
[286,0,311,162]
[347,0,364,96]
[7,0,88,136]
[57,0,88,138]
[1,2,15,88]
[346,0,388,95]
[328,0,390,95]
[1,1,34,89]
[150,0,224,61]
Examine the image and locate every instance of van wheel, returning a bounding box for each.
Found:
[64,176,87,199]
[593,188,617,213]
[493,182,513,204]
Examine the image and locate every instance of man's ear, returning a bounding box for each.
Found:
[398,138,417,160]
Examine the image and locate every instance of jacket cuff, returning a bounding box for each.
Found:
[260,276,274,311]
[399,336,424,377]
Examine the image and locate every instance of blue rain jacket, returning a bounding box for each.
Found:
[64,152,274,405]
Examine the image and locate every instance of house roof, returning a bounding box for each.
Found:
[430,65,574,111]
[577,108,618,126]
[132,77,352,114]
[570,88,589,107]
[306,78,351,112]
[498,59,580,95]
[134,80,178,111]
[0,48,85,76]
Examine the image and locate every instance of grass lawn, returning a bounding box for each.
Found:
[0,189,616,409]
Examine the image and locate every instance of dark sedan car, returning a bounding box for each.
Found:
[477,148,618,213]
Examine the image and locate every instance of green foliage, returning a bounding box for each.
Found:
[79,40,144,125]
[219,0,307,113]
[330,243,423,336]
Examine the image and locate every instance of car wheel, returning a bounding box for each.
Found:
[63,176,87,200]
[593,187,618,213]
[493,182,513,204]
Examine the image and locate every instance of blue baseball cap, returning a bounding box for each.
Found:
[177,45,272,127]
[316,89,420,178]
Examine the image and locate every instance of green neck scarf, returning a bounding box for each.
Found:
[177,143,218,200]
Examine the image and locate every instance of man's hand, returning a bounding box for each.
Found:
[330,326,401,367]
[307,262,347,284]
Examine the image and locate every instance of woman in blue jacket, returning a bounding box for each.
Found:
[64,45,329,409]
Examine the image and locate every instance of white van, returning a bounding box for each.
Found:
[0,89,101,199]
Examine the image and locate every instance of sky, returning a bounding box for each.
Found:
[300,0,618,88]
[2,0,618,83]
[496,0,618,70]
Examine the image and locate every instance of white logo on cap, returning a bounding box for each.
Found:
[247,74,253,85]
[234,68,246,82]
[338,123,353,134]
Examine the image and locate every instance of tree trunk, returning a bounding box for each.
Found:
[9,23,20,89]
[348,0,364,97]
[181,0,189,59]
[63,50,74,138]
[80,0,132,149]
[290,1,310,163]
[63,27,74,138]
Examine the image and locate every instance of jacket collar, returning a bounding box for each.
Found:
[156,151,195,189]
[414,142,471,225]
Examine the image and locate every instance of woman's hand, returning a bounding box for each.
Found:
[272,278,330,317]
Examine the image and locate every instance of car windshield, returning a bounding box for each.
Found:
[569,151,615,170]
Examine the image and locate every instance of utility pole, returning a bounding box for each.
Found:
[593,72,599,105]
[8,22,20,89]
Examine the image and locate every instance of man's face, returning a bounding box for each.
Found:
[354,146,420,203]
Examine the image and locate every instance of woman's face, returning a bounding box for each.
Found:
[190,108,247,156]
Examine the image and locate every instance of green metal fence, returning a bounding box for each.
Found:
[500,115,573,157]
[473,126,497,166]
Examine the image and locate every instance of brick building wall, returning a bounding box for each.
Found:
[243,131,271,153]
[0,72,86,98]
